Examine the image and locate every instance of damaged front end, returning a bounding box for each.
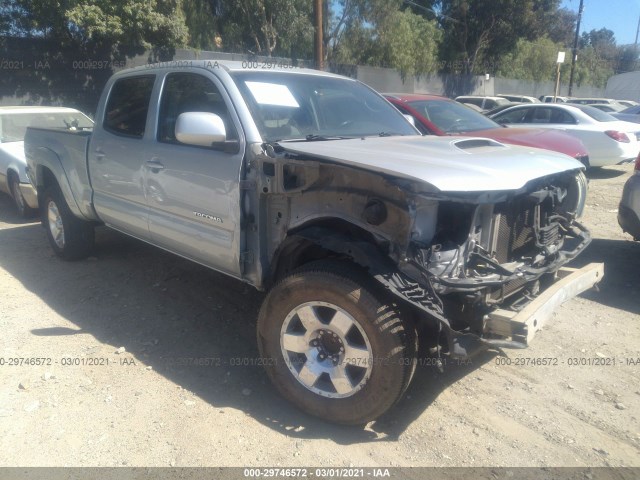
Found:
[384,170,602,358]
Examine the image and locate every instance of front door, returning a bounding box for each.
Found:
[145,71,245,276]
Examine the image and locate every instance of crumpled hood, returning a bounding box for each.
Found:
[280,136,584,192]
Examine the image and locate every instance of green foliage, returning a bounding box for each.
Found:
[434,0,557,74]
[4,0,188,58]
[572,46,615,88]
[382,9,441,78]
[180,0,220,51]
[0,0,634,89]
[497,36,563,83]
[617,45,640,75]
[207,0,313,58]
[327,0,441,77]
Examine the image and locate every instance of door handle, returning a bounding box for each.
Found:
[145,160,165,172]
[94,149,105,161]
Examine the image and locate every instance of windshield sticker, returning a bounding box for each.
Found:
[245,81,300,108]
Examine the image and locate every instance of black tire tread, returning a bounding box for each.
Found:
[257,259,417,425]
[42,184,94,261]
[9,173,35,218]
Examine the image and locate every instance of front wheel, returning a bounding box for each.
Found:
[42,184,94,260]
[257,260,417,425]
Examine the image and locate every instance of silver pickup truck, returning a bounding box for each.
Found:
[25,61,602,425]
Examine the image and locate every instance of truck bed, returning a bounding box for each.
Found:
[24,127,98,221]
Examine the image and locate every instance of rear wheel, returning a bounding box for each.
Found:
[257,260,417,425]
[42,184,94,260]
[9,175,34,218]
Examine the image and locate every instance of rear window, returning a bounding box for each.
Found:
[571,104,617,122]
[104,75,155,138]
[457,97,482,107]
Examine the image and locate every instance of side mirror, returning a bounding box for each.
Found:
[175,112,226,147]
[403,114,416,127]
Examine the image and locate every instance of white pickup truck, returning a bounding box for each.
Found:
[25,61,602,424]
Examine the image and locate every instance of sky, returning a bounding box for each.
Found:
[561,0,640,45]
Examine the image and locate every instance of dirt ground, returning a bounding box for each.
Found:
[0,163,638,468]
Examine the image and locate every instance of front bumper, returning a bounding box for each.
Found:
[483,263,604,346]
[19,182,38,209]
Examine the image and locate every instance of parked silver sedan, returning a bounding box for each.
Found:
[619,153,640,240]
[0,106,93,216]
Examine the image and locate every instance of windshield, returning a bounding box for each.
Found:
[0,111,93,143]
[231,72,418,142]
[571,104,617,122]
[408,99,500,134]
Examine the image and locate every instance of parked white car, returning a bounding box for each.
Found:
[497,94,540,103]
[0,106,93,216]
[454,96,511,112]
[490,103,640,167]
[539,95,569,103]
[618,100,640,108]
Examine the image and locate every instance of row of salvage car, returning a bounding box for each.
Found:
[1,91,638,239]
[0,62,636,424]
[1,90,639,241]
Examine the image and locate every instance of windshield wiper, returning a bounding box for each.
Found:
[272,135,356,142]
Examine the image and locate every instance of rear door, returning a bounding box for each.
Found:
[90,75,156,240]
[145,71,245,276]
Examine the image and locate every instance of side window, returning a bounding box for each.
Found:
[550,108,576,124]
[485,100,497,110]
[158,73,238,145]
[531,107,552,123]
[104,76,155,138]
[496,108,528,124]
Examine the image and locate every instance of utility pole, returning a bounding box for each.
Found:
[568,0,584,97]
[635,12,640,71]
[314,0,324,71]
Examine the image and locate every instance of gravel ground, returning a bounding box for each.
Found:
[0,163,638,468]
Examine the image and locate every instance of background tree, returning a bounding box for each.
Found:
[431,0,557,74]
[181,0,221,51]
[327,0,440,77]
[0,0,188,112]
[497,36,563,83]
[205,0,313,58]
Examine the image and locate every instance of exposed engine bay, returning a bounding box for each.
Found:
[248,142,595,359]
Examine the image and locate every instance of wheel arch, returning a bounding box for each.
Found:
[266,218,394,289]
[266,217,460,355]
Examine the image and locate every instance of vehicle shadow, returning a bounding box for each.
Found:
[567,237,640,315]
[0,223,492,444]
[586,167,627,180]
[0,192,39,225]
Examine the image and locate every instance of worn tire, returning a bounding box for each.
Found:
[9,174,35,218]
[42,184,94,260]
[257,260,417,425]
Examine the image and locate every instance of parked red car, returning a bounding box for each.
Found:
[385,93,590,166]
